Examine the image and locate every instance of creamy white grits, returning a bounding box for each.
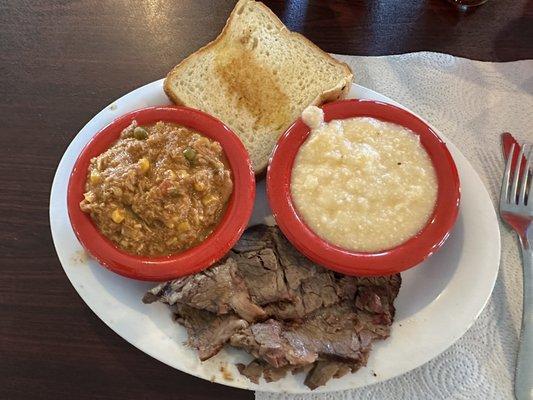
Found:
[292,106,438,252]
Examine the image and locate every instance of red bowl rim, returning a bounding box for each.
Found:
[67,106,255,281]
[266,99,460,276]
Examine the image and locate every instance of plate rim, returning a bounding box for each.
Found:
[49,79,501,393]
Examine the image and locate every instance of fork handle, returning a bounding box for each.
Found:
[516,238,533,400]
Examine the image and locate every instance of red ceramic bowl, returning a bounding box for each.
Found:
[67,106,255,281]
[267,99,460,276]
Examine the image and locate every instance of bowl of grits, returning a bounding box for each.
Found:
[266,99,460,276]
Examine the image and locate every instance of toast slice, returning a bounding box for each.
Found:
[164,0,353,173]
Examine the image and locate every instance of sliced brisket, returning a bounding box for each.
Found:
[236,361,264,384]
[173,304,248,361]
[144,225,402,390]
[143,256,265,322]
[304,361,354,390]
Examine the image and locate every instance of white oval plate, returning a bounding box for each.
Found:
[49,80,500,393]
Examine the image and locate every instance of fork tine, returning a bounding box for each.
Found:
[518,145,531,205]
[527,164,533,206]
[511,143,525,204]
[501,143,515,204]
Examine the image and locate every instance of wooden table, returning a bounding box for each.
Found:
[1,0,531,399]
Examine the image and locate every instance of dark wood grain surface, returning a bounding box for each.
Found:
[1,0,531,399]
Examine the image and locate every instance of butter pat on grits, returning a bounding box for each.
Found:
[292,106,438,252]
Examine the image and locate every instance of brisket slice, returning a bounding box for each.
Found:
[304,361,354,390]
[262,270,341,320]
[236,361,264,384]
[234,248,291,305]
[173,304,248,361]
[143,256,265,322]
[237,361,301,384]
[263,364,296,382]
[230,319,317,368]
[355,274,402,340]
[230,302,371,369]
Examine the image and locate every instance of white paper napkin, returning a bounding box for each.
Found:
[256,52,533,400]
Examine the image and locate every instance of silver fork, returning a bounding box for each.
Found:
[500,142,533,400]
